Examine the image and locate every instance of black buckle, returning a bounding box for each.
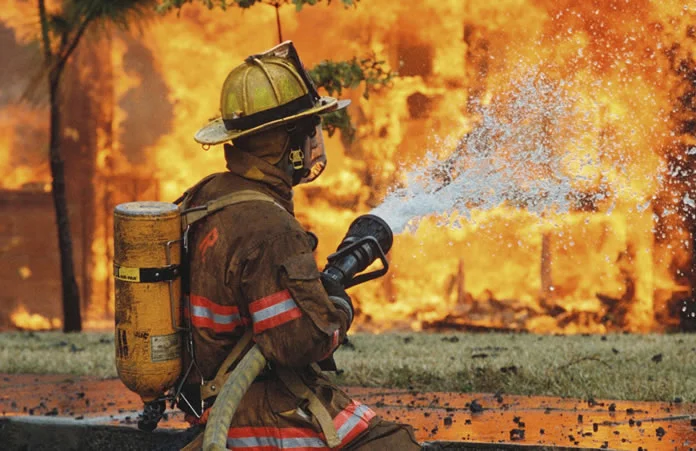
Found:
[113,264,181,283]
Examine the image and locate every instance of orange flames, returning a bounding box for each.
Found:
[10,305,62,331]
[1,1,695,333]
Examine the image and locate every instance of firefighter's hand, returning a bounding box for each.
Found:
[320,273,353,327]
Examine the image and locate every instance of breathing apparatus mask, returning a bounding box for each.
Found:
[286,116,327,185]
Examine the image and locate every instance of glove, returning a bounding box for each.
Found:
[320,272,354,328]
[318,273,352,372]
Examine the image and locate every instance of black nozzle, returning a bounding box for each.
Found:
[340,214,393,255]
[323,214,393,288]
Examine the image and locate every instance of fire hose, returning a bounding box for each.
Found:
[202,214,393,451]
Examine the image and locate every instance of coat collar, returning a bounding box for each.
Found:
[223,144,294,214]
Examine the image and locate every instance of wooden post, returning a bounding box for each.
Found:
[456,258,466,304]
[540,232,553,306]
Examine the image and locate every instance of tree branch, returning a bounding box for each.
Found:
[38,0,53,61]
[55,14,93,73]
[273,2,283,43]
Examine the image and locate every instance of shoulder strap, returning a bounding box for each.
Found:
[276,367,341,448]
[181,189,283,230]
[175,173,222,208]
[200,328,255,401]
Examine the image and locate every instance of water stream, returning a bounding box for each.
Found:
[371,73,616,234]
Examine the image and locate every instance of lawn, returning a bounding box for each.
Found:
[1,331,694,402]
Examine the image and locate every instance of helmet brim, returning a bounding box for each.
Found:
[194,96,351,146]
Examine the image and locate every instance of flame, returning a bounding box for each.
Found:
[18,266,32,280]
[0,106,51,190]
[1,1,695,333]
[10,305,62,331]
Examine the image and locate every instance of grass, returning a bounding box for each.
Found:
[1,331,694,402]
[0,331,116,379]
[333,333,696,402]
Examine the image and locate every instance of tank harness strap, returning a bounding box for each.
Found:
[181,190,284,230]
[275,367,341,448]
[175,173,221,208]
[200,328,255,401]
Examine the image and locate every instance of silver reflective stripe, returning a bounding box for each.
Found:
[337,404,371,440]
[191,305,240,324]
[226,436,327,449]
[252,298,297,323]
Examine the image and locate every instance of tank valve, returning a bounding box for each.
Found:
[138,399,167,432]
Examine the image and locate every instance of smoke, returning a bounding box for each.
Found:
[117,36,175,166]
[371,71,612,233]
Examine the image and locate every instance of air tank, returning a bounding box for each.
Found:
[113,201,182,403]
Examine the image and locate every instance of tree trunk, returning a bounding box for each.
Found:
[540,231,553,306]
[49,69,82,332]
[61,30,113,321]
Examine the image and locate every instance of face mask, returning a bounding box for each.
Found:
[299,124,327,184]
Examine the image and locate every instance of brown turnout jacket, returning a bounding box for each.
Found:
[182,150,376,449]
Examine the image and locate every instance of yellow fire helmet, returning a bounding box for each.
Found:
[194,41,350,146]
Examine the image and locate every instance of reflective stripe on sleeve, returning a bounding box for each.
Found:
[249,289,302,334]
[190,294,242,333]
[333,400,376,446]
[227,426,328,450]
[319,329,341,361]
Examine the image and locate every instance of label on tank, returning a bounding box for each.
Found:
[150,333,182,362]
[114,266,140,282]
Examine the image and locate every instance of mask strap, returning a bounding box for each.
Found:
[286,123,311,185]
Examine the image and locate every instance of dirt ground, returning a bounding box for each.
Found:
[1,374,694,450]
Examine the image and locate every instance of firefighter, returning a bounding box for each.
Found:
[177,42,420,450]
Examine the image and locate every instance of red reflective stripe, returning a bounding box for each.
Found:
[189,294,244,333]
[330,329,340,351]
[333,400,376,446]
[253,307,302,334]
[226,447,321,451]
[332,401,358,429]
[191,316,237,333]
[227,425,329,450]
[228,426,321,439]
[226,402,375,449]
[249,290,292,313]
[225,446,324,451]
[249,290,302,334]
[190,294,239,316]
[319,329,340,361]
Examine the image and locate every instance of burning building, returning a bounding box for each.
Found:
[1,0,695,333]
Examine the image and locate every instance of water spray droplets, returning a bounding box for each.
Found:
[371,72,615,233]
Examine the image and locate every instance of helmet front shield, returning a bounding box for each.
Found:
[247,41,321,104]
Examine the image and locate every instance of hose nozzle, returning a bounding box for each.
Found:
[322,214,393,288]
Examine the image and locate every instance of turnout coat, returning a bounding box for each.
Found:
[179,150,418,450]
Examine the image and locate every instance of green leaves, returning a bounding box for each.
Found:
[154,0,391,141]
[321,109,354,140]
[66,0,157,29]
[309,56,393,141]
[309,55,393,100]
[156,0,356,14]
[292,0,356,12]
[37,0,158,79]
[47,14,71,36]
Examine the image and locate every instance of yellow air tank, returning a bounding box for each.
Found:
[114,201,182,404]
